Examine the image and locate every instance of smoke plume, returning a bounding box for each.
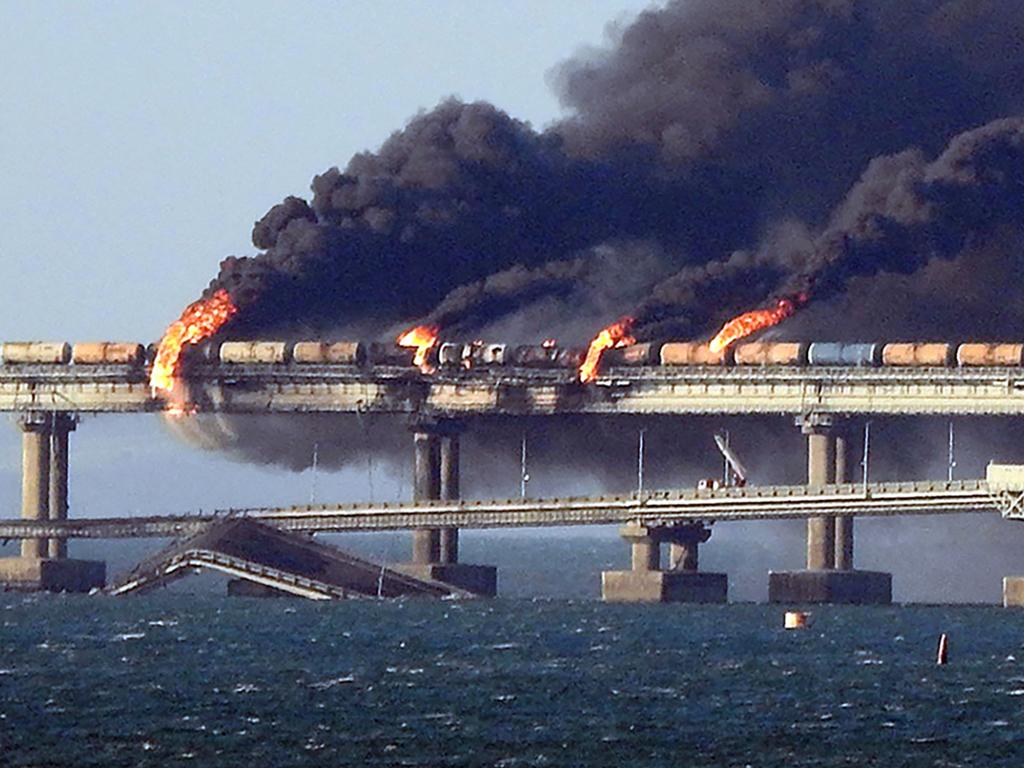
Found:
[197,1,1024,346]
[169,0,1024,502]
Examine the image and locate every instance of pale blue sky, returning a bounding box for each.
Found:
[0,1,670,565]
[1,1,654,340]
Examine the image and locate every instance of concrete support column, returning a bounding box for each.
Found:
[20,414,51,560]
[439,433,459,564]
[770,416,890,604]
[48,414,75,560]
[803,417,836,570]
[834,426,856,571]
[631,537,661,572]
[670,541,698,571]
[603,524,726,603]
[397,423,496,597]
[668,525,711,572]
[411,429,441,565]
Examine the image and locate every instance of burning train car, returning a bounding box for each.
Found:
[4,340,1024,373]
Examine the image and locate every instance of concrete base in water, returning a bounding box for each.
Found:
[0,557,105,593]
[601,570,728,603]
[1002,577,1024,607]
[395,564,497,597]
[768,569,892,604]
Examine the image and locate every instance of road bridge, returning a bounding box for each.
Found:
[106,519,466,600]
[5,360,1024,603]
[0,477,1021,540]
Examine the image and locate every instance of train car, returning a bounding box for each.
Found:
[368,341,417,367]
[881,343,955,367]
[292,341,365,365]
[554,347,586,368]
[733,341,808,366]
[178,340,222,364]
[659,342,731,366]
[956,343,1024,366]
[1,342,72,365]
[71,342,145,365]
[604,342,661,367]
[468,343,507,366]
[436,342,466,367]
[508,345,558,366]
[807,342,883,367]
[219,341,292,365]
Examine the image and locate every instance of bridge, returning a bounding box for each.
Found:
[3,362,1024,415]
[0,477,1021,540]
[5,359,1024,604]
[106,519,466,600]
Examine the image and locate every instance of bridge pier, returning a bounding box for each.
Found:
[410,429,442,565]
[602,523,727,603]
[0,412,104,593]
[397,424,496,597]
[439,431,459,564]
[48,413,74,560]
[769,415,890,604]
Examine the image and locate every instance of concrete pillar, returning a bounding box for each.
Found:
[439,433,459,564]
[804,419,836,570]
[48,414,75,560]
[411,429,441,565]
[770,416,891,604]
[631,537,661,572]
[670,541,699,571]
[602,524,726,603]
[667,525,712,571]
[20,414,51,560]
[834,426,855,571]
[396,423,495,597]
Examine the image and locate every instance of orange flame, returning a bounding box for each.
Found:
[397,324,440,373]
[708,295,806,353]
[150,289,238,407]
[579,316,635,384]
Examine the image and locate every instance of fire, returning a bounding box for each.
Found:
[579,316,636,384]
[708,294,806,353]
[397,324,440,373]
[150,289,238,406]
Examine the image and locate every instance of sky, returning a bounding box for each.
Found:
[1,1,656,341]
[0,0,673,581]
[1,2,1022,603]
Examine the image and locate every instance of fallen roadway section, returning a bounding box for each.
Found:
[107,519,468,599]
[3,471,1024,541]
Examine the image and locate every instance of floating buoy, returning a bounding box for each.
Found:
[784,611,809,629]
[936,633,949,665]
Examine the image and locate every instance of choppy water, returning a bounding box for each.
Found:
[2,596,1024,767]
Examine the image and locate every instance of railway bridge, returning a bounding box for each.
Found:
[4,359,1024,603]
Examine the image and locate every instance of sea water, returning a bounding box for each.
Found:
[2,595,1024,767]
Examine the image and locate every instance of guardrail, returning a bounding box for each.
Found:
[108,548,351,599]
[5,477,1023,541]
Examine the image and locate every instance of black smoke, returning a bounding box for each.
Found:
[175,1,1024,534]
[196,1,1024,346]
[631,117,1024,340]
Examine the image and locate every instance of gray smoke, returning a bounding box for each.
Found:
[631,117,1024,339]
[174,1,1024,598]
[197,0,1024,345]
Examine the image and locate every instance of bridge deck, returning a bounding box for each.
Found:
[3,363,1024,415]
[107,519,464,598]
[2,478,1021,540]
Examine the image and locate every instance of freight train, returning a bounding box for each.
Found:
[1,340,1023,369]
